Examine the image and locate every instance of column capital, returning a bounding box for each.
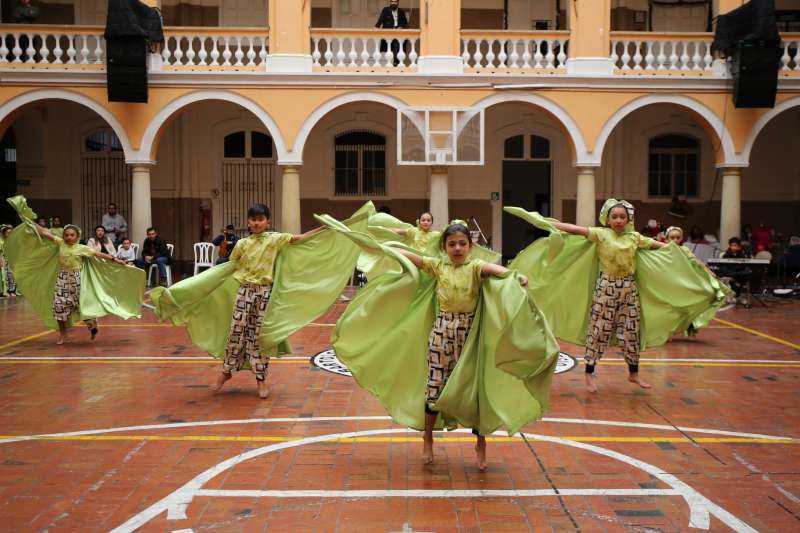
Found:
[126,160,157,168]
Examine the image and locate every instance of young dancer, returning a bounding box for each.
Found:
[545,201,666,392]
[387,212,441,252]
[0,225,16,298]
[317,215,558,469]
[151,203,373,399]
[213,204,323,398]
[5,196,145,344]
[505,200,729,394]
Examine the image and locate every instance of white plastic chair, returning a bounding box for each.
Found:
[193,242,214,276]
[131,243,139,258]
[147,243,174,287]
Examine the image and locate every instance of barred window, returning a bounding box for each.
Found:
[334,131,386,197]
[648,134,699,197]
[85,129,123,153]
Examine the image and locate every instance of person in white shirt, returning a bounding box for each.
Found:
[87,225,117,256]
[101,203,128,245]
[115,238,137,265]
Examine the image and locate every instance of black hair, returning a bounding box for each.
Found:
[420,211,433,221]
[225,224,235,230]
[108,202,117,208]
[122,237,131,243]
[94,225,106,233]
[146,227,155,233]
[728,237,742,245]
[247,203,271,219]
[440,223,471,249]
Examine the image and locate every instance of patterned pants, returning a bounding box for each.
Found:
[52,270,81,322]
[3,264,15,294]
[427,311,474,406]
[584,273,641,371]
[224,283,271,380]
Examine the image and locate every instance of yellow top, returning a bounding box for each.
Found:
[421,257,486,313]
[587,227,656,277]
[230,231,293,285]
[406,227,440,252]
[54,236,95,272]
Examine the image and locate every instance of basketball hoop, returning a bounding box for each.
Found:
[397,107,484,165]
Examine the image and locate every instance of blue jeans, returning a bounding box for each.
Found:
[136,256,168,279]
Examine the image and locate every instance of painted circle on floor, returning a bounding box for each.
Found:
[311,349,576,377]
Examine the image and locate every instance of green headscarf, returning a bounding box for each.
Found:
[598,198,635,233]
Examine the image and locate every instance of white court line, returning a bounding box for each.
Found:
[109,427,758,533]
[0,416,794,445]
[604,358,800,364]
[193,488,681,498]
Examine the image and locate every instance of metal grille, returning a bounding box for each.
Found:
[334,144,386,197]
[80,154,132,236]
[222,160,275,236]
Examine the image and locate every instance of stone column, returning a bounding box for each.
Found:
[566,0,614,75]
[130,163,154,246]
[719,167,742,245]
[418,0,463,74]
[575,167,597,227]
[267,0,312,72]
[280,165,301,234]
[429,166,450,228]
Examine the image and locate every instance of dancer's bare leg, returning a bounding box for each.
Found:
[422,411,436,465]
[475,434,487,470]
[629,372,651,388]
[56,321,67,345]
[585,372,598,393]
[257,379,269,399]
[214,371,232,391]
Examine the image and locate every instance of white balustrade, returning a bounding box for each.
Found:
[311,33,419,68]
[460,36,569,69]
[781,39,800,72]
[610,38,714,72]
[161,33,268,67]
[0,30,105,65]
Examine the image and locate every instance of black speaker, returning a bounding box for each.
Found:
[731,41,782,108]
[106,37,148,103]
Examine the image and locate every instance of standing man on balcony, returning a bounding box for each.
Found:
[11,0,40,23]
[375,0,409,66]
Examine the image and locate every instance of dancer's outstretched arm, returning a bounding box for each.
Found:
[480,262,528,286]
[551,221,589,237]
[290,226,326,243]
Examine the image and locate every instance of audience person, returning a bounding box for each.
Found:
[135,227,170,285]
[101,203,128,245]
[50,216,64,237]
[11,0,40,23]
[212,224,239,264]
[115,238,137,265]
[375,0,409,66]
[689,225,708,243]
[87,225,116,256]
[751,222,774,252]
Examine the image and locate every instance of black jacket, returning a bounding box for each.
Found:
[375,6,408,29]
[142,236,170,262]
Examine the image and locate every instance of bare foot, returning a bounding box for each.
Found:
[257,380,270,399]
[585,373,598,393]
[475,437,487,471]
[9,293,16,299]
[629,373,651,389]
[56,335,65,345]
[422,436,434,465]
[213,372,231,391]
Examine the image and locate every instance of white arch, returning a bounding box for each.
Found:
[290,91,409,164]
[741,95,800,163]
[0,89,134,160]
[134,90,289,164]
[592,94,744,167]
[471,92,590,165]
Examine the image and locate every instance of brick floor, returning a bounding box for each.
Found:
[0,292,799,532]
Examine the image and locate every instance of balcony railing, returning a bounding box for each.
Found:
[161,27,268,68]
[610,32,715,72]
[781,34,800,73]
[461,30,569,71]
[311,28,420,70]
[0,25,105,66]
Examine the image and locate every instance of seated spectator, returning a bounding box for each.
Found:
[741,224,753,249]
[135,227,170,285]
[50,216,64,238]
[212,224,239,264]
[751,223,774,251]
[87,225,116,256]
[720,237,751,298]
[115,238,137,265]
[689,225,707,243]
[723,237,750,259]
[641,219,663,240]
[35,216,48,228]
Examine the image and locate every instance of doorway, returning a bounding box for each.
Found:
[501,133,552,261]
[0,128,17,224]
